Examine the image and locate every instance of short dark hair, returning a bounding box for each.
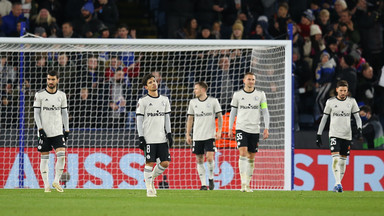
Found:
[336,80,349,88]
[244,72,255,78]
[195,81,208,90]
[142,73,155,86]
[360,105,372,114]
[48,70,59,78]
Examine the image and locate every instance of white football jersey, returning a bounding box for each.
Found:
[187,96,222,141]
[230,88,267,134]
[324,96,359,140]
[136,94,171,144]
[33,89,68,137]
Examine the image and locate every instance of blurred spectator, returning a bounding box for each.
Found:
[1,2,28,37]
[73,2,104,38]
[324,36,339,66]
[99,24,110,38]
[24,54,49,93]
[354,0,384,75]
[249,15,273,39]
[230,20,244,40]
[60,21,79,38]
[269,2,290,39]
[303,24,325,70]
[309,0,321,19]
[217,0,238,39]
[1,84,18,128]
[316,9,331,35]
[167,0,196,38]
[76,54,102,93]
[315,51,336,119]
[211,21,221,39]
[196,24,215,39]
[52,52,77,98]
[69,87,96,128]
[94,0,119,32]
[195,0,220,27]
[176,18,198,39]
[107,69,132,128]
[330,0,348,23]
[289,0,309,22]
[291,22,305,57]
[39,0,64,26]
[30,8,58,37]
[298,9,315,39]
[116,24,135,39]
[334,54,357,97]
[359,105,384,149]
[104,55,126,82]
[64,0,88,22]
[0,0,12,17]
[356,63,376,107]
[338,9,360,45]
[0,53,17,91]
[34,26,47,37]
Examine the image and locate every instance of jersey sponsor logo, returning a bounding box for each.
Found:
[146,110,165,117]
[42,105,61,111]
[239,104,259,110]
[195,112,213,117]
[332,111,350,117]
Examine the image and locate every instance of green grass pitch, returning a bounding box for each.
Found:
[1,189,383,216]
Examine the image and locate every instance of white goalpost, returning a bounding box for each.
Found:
[0,38,292,190]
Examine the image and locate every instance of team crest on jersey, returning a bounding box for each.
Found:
[206,103,211,108]
[347,103,351,108]
[162,101,166,106]
[334,105,338,108]
[254,96,259,101]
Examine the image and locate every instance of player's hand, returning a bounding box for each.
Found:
[186,134,192,145]
[263,129,269,140]
[357,128,363,140]
[316,134,322,148]
[167,133,173,148]
[138,136,146,151]
[63,131,69,142]
[39,129,47,141]
[229,131,234,140]
[215,131,222,140]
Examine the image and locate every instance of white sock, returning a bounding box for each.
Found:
[40,155,49,188]
[246,159,255,186]
[332,154,341,185]
[207,160,214,180]
[239,156,248,185]
[339,157,347,182]
[152,164,166,179]
[197,162,206,186]
[54,151,65,184]
[144,165,153,190]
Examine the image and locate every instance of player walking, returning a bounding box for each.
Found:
[136,73,173,197]
[316,80,362,192]
[186,81,223,190]
[229,72,270,192]
[34,70,69,192]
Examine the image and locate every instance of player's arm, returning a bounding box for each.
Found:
[62,108,70,141]
[33,93,46,140]
[353,112,362,138]
[261,100,270,139]
[165,112,173,147]
[316,114,329,147]
[216,112,223,140]
[229,106,237,139]
[186,115,194,145]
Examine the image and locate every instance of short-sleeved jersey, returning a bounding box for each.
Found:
[187,96,222,141]
[33,89,68,137]
[136,94,171,144]
[323,96,359,140]
[230,88,267,134]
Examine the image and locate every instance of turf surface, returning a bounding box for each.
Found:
[1,189,383,216]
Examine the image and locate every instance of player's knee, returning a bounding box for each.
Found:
[160,161,169,168]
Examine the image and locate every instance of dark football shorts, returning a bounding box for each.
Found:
[38,135,66,152]
[329,137,351,156]
[145,143,171,162]
[192,139,216,155]
[236,130,260,153]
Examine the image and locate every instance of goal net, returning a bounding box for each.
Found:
[0,38,292,190]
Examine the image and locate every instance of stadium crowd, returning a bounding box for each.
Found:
[1,0,384,140]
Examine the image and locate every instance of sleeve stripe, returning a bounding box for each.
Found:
[231,105,238,108]
[33,107,41,109]
[136,114,144,116]
[61,107,68,109]
[323,113,330,115]
[215,111,222,114]
[165,112,171,114]
[187,114,194,116]
[352,111,359,114]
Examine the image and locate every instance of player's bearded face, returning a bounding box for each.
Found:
[336,86,348,99]
[47,75,58,89]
